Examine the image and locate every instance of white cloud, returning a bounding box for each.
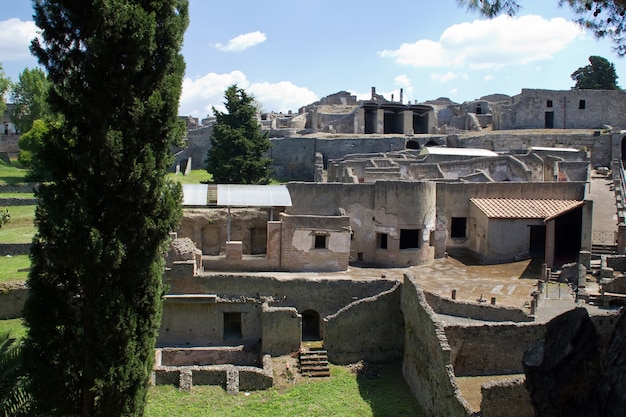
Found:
[214,31,267,52]
[0,18,38,61]
[378,15,582,70]
[431,71,467,83]
[483,74,495,81]
[180,71,316,116]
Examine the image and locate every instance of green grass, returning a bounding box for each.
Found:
[0,206,36,243]
[0,161,28,186]
[146,364,426,417]
[167,170,213,184]
[0,193,36,199]
[0,255,29,284]
[0,319,26,340]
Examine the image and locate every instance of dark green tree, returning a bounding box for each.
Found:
[22,1,188,416]
[206,85,272,184]
[0,64,11,116]
[458,0,626,55]
[571,55,621,89]
[9,67,51,134]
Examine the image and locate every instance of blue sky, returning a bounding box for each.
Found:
[1,0,625,117]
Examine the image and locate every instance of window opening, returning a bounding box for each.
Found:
[546,100,553,107]
[399,229,420,249]
[451,217,467,238]
[314,235,327,249]
[223,312,242,340]
[579,100,586,109]
[377,233,388,249]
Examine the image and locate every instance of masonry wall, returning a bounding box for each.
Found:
[324,282,404,364]
[480,377,534,417]
[424,291,533,322]
[493,89,626,131]
[0,284,28,319]
[164,273,397,321]
[279,213,351,272]
[401,274,472,417]
[444,322,546,376]
[261,303,301,356]
[287,181,437,267]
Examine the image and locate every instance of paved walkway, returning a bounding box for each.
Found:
[588,170,618,246]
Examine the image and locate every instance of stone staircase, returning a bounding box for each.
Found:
[299,347,330,378]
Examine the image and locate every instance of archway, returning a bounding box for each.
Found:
[301,309,321,341]
[406,140,420,150]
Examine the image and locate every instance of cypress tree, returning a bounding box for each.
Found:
[22,1,188,416]
[206,84,272,184]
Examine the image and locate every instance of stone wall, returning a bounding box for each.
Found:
[444,322,545,376]
[261,303,301,356]
[424,291,533,322]
[0,284,28,319]
[324,281,404,364]
[401,274,472,417]
[492,89,626,131]
[480,377,534,417]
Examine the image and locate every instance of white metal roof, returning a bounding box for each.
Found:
[529,146,580,152]
[420,147,497,157]
[182,183,292,207]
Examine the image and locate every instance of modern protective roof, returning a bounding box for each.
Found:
[470,198,583,220]
[420,147,497,157]
[529,146,580,152]
[182,183,292,207]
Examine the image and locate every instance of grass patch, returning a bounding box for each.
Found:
[0,319,27,340]
[0,161,28,186]
[146,363,425,417]
[0,254,29,284]
[167,170,213,184]
[0,205,36,243]
[0,192,36,199]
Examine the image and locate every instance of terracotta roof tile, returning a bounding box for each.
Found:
[470,198,583,219]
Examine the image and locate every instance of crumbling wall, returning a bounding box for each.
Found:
[480,377,533,417]
[0,283,28,319]
[261,303,301,356]
[445,322,545,376]
[324,281,404,364]
[401,274,472,417]
[424,291,533,322]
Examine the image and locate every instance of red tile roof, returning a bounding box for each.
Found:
[470,198,583,219]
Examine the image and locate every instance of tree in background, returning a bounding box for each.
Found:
[17,119,52,181]
[571,55,621,89]
[457,0,626,55]
[206,84,272,184]
[9,67,50,135]
[22,1,187,416]
[0,64,11,116]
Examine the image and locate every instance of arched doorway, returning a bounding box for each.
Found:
[301,309,321,341]
[406,140,420,150]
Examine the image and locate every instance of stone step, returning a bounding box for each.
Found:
[299,348,330,378]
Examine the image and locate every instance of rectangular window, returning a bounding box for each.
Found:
[399,229,420,249]
[546,100,553,107]
[579,99,586,109]
[314,235,327,249]
[377,233,388,249]
[451,217,467,238]
[224,312,242,340]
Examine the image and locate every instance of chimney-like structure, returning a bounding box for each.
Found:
[371,86,376,101]
[400,88,403,104]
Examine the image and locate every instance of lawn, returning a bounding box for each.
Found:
[0,318,27,340]
[0,205,36,243]
[0,161,29,186]
[146,363,426,417]
[0,254,30,284]
[167,170,212,184]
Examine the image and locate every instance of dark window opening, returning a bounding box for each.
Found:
[451,217,467,238]
[224,312,242,341]
[406,140,420,149]
[302,310,321,341]
[475,105,482,115]
[314,235,327,249]
[377,233,388,249]
[579,99,586,109]
[399,229,420,249]
[547,100,553,107]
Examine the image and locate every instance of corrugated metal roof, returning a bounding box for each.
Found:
[420,147,498,157]
[182,184,292,207]
[470,198,583,219]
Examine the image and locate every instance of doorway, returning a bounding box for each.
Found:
[301,309,321,341]
[545,111,554,129]
[529,225,546,257]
